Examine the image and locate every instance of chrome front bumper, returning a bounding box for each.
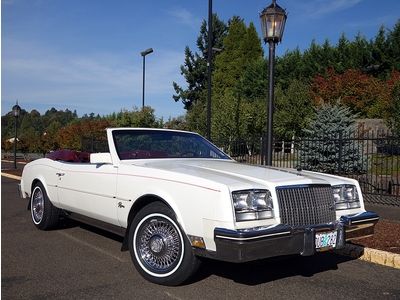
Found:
[209,211,379,263]
[340,211,380,241]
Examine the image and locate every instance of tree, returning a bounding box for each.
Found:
[236,58,267,101]
[185,101,207,134]
[274,79,314,139]
[163,116,188,131]
[275,47,304,90]
[387,76,400,136]
[42,107,78,128]
[172,46,207,110]
[302,40,324,79]
[172,14,227,135]
[173,14,227,111]
[57,119,112,151]
[107,107,161,128]
[310,68,391,118]
[350,33,373,73]
[212,17,263,141]
[335,34,352,72]
[386,20,400,73]
[299,104,365,174]
[42,120,62,152]
[20,128,42,153]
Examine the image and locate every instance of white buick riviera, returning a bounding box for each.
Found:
[19,128,379,285]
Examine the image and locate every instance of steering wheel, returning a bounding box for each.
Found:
[180,151,196,158]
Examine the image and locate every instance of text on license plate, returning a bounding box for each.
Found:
[315,231,337,249]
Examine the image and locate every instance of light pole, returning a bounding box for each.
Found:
[140,48,154,110]
[12,102,21,169]
[260,0,287,166]
[206,0,213,141]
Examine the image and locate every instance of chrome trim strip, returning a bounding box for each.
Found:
[58,186,114,199]
[351,217,379,224]
[216,231,291,241]
[58,186,131,202]
[115,196,132,202]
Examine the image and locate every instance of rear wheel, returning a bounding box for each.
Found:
[129,202,200,286]
[31,182,60,230]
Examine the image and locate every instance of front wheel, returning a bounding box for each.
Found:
[128,202,200,286]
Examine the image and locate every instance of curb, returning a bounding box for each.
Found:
[1,172,22,180]
[1,160,27,165]
[336,243,400,269]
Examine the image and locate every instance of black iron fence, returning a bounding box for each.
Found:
[215,130,400,206]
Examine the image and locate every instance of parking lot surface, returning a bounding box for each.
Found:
[2,175,400,299]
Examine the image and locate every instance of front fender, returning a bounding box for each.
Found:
[21,161,60,207]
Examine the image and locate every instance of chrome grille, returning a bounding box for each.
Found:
[276,185,336,227]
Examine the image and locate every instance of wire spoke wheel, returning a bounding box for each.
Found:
[135,215,182,275]
[30,182,60,230]
[129,203,200,285]
[31,187,45,224]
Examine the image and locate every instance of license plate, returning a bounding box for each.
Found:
[315,231,337,250]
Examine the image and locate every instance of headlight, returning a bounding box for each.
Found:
[232,189,274,222]
[332,185,360,210]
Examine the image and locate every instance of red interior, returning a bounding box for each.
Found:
[46,150,90,163]
[46,149,168,162]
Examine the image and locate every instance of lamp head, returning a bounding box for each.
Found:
[141,48,154,56]
[260,0,287,44]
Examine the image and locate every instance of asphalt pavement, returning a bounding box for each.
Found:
[365,202,400,222]
[2,175,400,299]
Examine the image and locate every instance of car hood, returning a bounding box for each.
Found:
[128,159,347,190]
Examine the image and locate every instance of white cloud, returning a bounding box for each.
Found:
[345,14,398,29]
[1,39,186,117]
[168,7,201,28]
[299,0,363,18]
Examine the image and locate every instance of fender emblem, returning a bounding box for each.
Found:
[118,202,125,208]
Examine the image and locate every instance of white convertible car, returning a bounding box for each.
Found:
[19,128,379,285]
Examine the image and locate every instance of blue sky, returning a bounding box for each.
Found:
[2,0,399,119]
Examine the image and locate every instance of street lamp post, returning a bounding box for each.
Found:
[12,102,21,169]
[140,48,154,110]
[260,0,287,166]
[206,0,213,141]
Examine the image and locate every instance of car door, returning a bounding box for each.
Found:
[56,162,119,226]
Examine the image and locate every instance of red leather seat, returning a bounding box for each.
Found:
[46,150,90,163]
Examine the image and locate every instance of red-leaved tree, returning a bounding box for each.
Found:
[310,68,394,119]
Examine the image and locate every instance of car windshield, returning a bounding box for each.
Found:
[112,130,230,160]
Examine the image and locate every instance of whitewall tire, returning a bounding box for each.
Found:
[30,182,60,230]
[128,202,200,286]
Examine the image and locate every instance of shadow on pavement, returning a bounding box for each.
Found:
[55,218,124,244]
[188,252,355,286]
[50,216,356,286]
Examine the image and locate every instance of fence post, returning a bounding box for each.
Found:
[338,130,343,174]
[260,136,265,165]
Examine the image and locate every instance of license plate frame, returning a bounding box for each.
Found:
[315,230,337,251]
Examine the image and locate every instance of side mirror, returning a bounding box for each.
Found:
[90,153,113,164]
